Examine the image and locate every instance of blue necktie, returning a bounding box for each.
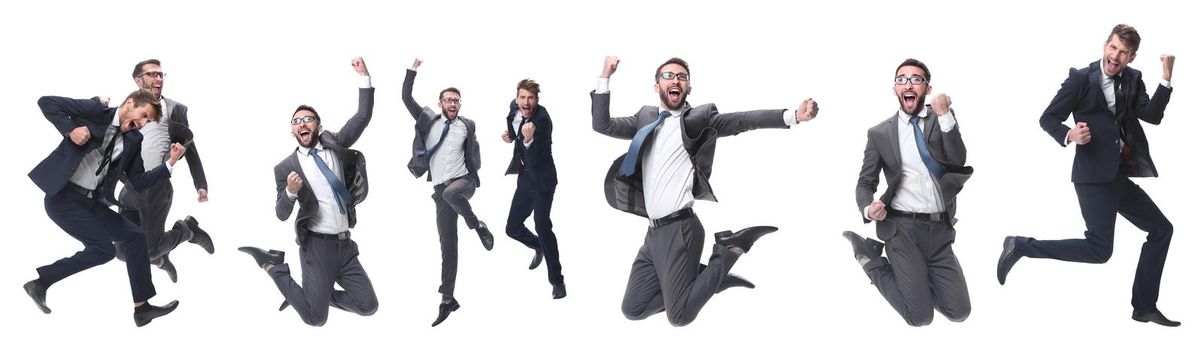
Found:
[618,111,671,176]
[908,116,944,178]
[309,148,353,214]
[421,119,453,167]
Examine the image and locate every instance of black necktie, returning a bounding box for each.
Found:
[516,118,527,146]
[95,126,120,176]
[1113,76,1128,140]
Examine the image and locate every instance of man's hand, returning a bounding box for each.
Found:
[167,143,186,166]
[521,122,535,143]
[601,56,620,78]
[287,171,303,194]
[867,200,887,221]
[795,98,818,122]
[502,130,513,143]
[68,126,91,146]
[1161,54,1175,81]
[411,58,423,70]
[197,189,209,203]
[931,93,952,116]
[351,57,369,76]
[1068,122,1092,145]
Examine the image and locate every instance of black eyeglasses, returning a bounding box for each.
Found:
[658,72,690,81]
[441,98,461,104]
[291,115,317,125]
[895,75,926,85]
[140,71,166,78]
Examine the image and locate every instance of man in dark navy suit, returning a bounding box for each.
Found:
[24,89,185,327]
[996,24,1180,327]
[500,79,565,299]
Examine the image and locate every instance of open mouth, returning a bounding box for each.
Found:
[667,86,682,103]
[1106,58,1120,73]
[298,128,312,141]
[903,92,917,105]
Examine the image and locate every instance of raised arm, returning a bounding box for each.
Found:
[402,58,425,120]
[591,56,641,139]
[327,57,375,148]
[1039,68,1084,147]
[1134,54,1175,125]
[38,96,108,143]
[523,109,553,168]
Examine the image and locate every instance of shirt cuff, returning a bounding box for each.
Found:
[359,75,372,89]
[862,205,872,221]
[782,110,797,126]
[596,78,610,94]
[1160,79,1172,89]
[163,161,175,174]
[287,189,298,200]
[937,111,957,132]
[1063,130,1072,146]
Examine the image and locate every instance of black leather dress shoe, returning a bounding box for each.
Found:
[529,249,544,270]
[718,273,755,293]
[1133,309,1181,327]
[475,223,494,251]
[238,247,285,269]
[997,236,1022,285]
[23,280,50,314]
[431,298,461,327]
[157,255,178,283]
[185,216,215,254]
[842,231,884,260]
[715,226,778,253]
[134,300,179,327]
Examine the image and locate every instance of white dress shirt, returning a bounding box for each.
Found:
[289,143,350,234]
[863,110,956,219]
[70,116,125,190]
[426,116,470,185]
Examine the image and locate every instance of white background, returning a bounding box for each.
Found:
[1,0,1199,348]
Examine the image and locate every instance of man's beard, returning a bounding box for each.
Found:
[659,90,687,110]
[899,94,927,116]
[295,132,319,148]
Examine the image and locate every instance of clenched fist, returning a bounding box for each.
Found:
[795,98,818,122]
[930,93,952,116]
[287,171,304,194]
[68,126,91,146]
[601,56,620,78]
[521,122,535,143]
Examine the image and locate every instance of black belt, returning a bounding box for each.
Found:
[650,208,695,228]
[438,175,468,187]
[308,230,350,240]
[888,209,948,223]
[63,183,97,199]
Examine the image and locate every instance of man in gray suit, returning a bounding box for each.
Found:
[843,58,973,327]
[592,56,818,326]
[402,58,494,327]
[115,59,214,283]
[238,57,378,327]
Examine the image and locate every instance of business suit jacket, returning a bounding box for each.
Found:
[163,97,208,191]
[504,100,557,193]
[590,91,789,218]
[29,96,170,206]
[275,88,374,245]
[1039,61,1172,183]
[402,69,481,187]
[855,109,972,241]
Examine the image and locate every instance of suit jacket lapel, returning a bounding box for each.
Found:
[885,113,903,169]
[1088,62,1109,112]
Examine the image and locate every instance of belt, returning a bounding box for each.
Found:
[887,209,948,223]
[439,175,468,187]
[63,183,97,199]
[308,230,351,240]
[650,208,695,228]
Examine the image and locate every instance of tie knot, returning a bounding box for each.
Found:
[444,119,452,125]
[308,148,318,156]
[908,116,921,126]
[659,111,672,119]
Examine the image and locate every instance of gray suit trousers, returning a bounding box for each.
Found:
[267,237,378,326]
[433,177,481,296]
[863,217,971,326]
[621,215,739,326]
[115,181,191,264]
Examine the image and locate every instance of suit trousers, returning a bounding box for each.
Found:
[37,189,157,302]
[433,177,480,296]
[505,174,563,285]
[620,215,739,326]
[863,216,970,326]
[1015,174,1173,312]
[267,237,378,326]
[115,181,191,264]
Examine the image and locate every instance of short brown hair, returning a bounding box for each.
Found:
[1107,24,1141,52]
[439,87,461,101]
[897,58,931,82]
[132,59,162,78]
[293,105,321,124]
[516,79,540,97]
[125,89,163,121]
[655,57,690,82]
